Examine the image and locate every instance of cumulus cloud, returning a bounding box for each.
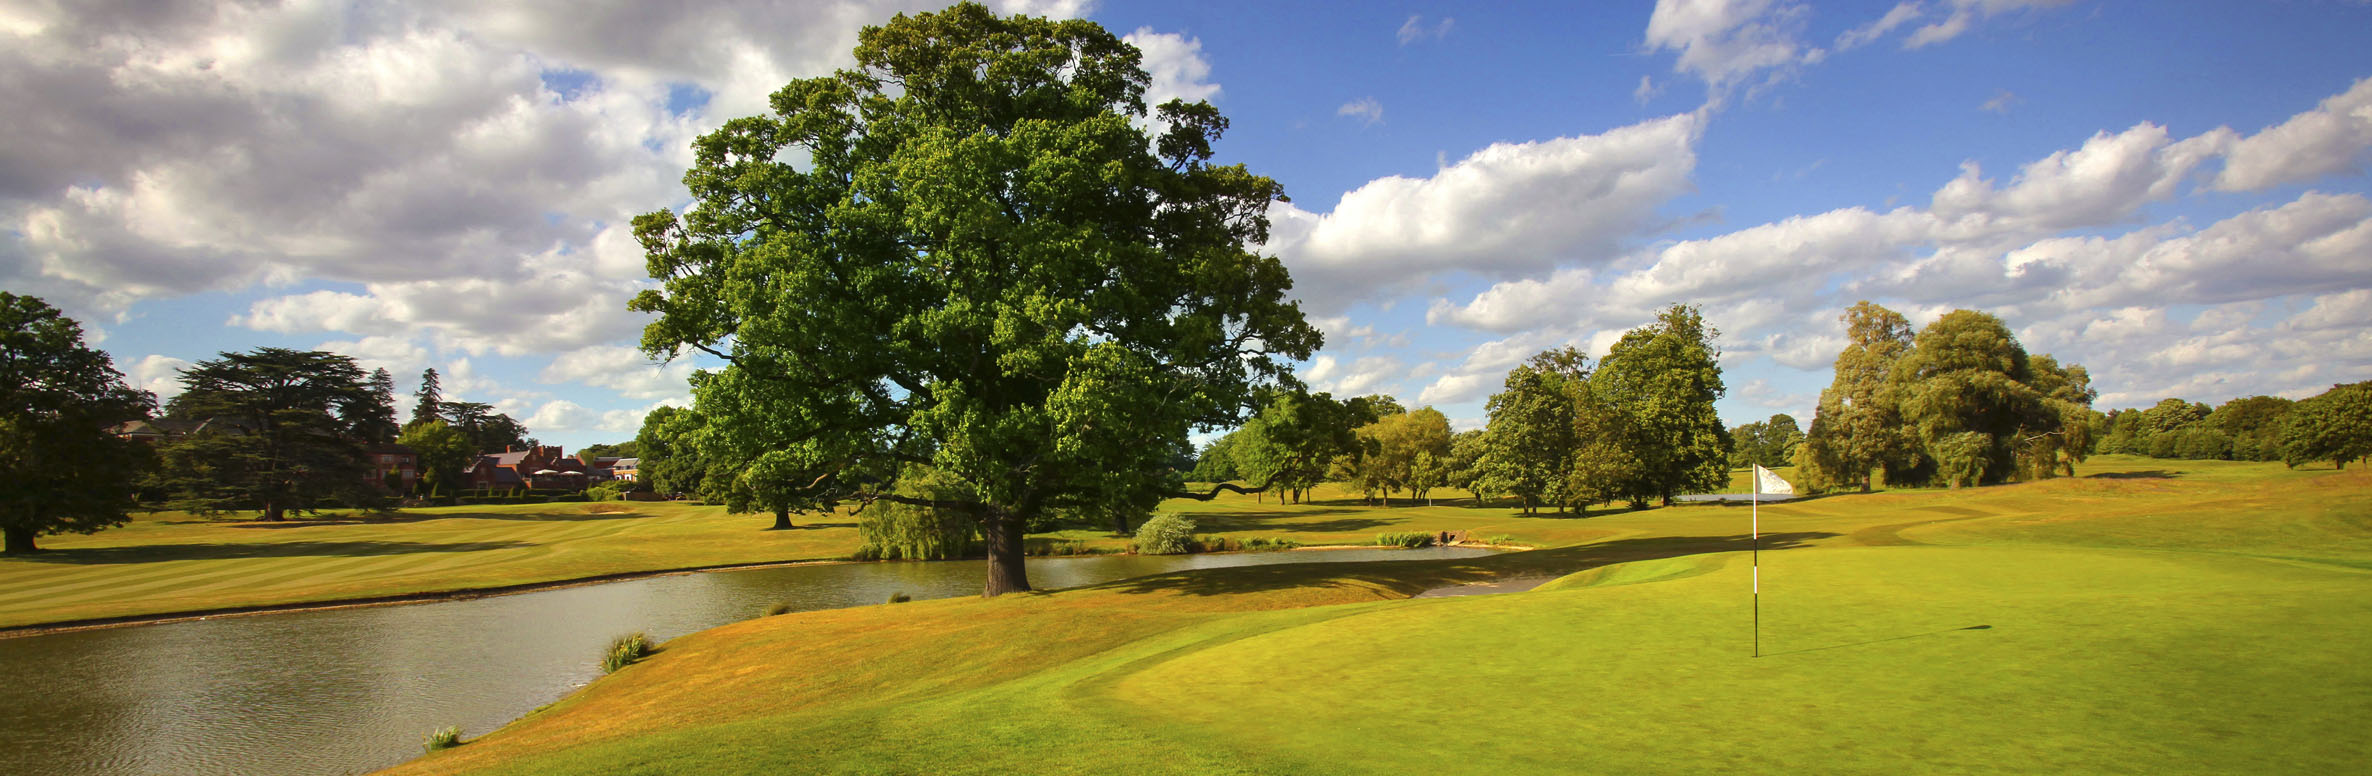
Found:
[540,345,698,400]
[1123,27,1220,111]
[123,355,194,402]
[2215,77,2372,192]
[1422,78,2372,416]
[1929,122,2232,235]
[1269,113,1699,311]
[1643,0,1817,95]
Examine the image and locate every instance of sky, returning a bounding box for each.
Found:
[4,0,2371,451]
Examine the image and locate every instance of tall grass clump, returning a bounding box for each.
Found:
[423,726,462,752]
[887,592,912,604]
[602,632,654,673]
[1243,536,1302,552]
[762,600,795,617]
[1374,531,1434,548]
[1133,513,1196,555]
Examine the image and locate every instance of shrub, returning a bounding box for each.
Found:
[887,592,911,604]
[1134,513,1196,555]
[1374,531,1433,548]
[1242,536,1302,552]
[585,481,627,502]
[423,726,462,752]
[601,632,654,674]
[762,600,794,617]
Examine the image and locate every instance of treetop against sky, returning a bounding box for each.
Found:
[3,0,2368,450]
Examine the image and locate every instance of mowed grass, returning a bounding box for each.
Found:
[380,455,2372,775]
[0,502,862,629]
[0,477,1724,629]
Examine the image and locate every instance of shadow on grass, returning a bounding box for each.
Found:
[6,539,539,564]
[2086,470,2178,480]
[224,509,652,528]
[1089,531,1837,598]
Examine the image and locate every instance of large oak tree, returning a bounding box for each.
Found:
[0,294,153,554]
[629,4,1317,595]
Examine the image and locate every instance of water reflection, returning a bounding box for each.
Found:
[0,547,1494,776]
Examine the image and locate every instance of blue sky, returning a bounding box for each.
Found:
[5,0,2370,451]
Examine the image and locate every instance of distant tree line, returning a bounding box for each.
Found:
[2100,384,2370,469]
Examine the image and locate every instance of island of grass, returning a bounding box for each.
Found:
[367,455,2371,775]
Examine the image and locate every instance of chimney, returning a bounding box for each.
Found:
[505,445,513,453]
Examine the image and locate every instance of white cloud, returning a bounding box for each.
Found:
[526,399,593,433]
[1928,122,2230,235]
[2215,77,2372,192]
[1643,0,1816,95]
[1980,90,2019,114]
[1337,97,1384,126]
[1396,15,1454,45]
[596,397,691,435]
[539,345,697,400]
[1905,0,2076,49]
[1418,372,1494,406]
[1312,356,1404,397]
[124,355,194,402]
[1123,28,1220,111]
[1269,113,1699,311]
[316,335,433,377]
[1835,2,1923,51]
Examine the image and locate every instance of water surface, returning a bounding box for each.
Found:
[0,547,1494,775]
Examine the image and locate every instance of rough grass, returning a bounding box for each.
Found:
[386,456,2372,775]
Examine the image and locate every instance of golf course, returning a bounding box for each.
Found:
[354,454,2372,775]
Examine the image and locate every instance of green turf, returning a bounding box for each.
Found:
[0,501,863,628]
[379,456,2372,775]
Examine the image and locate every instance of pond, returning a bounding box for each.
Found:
[0,546,1496,775]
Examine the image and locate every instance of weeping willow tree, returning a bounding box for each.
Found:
[853,466,982,561]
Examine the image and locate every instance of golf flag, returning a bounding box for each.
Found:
[1749,465,1791,658]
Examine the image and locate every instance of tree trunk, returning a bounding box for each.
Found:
[982,509,1031,597]
[768,509,793,530]
[1111,512,1132,535]
[262,501,286,522]
[3,527,37,555]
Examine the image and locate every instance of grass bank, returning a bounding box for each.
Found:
[384,455,2372,774]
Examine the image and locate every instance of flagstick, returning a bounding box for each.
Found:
[1752,469,1761,658]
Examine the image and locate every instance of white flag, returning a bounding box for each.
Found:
[1753,465,1794,495]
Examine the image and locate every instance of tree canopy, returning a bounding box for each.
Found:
[1593,305,1730,505]
[2282,382,2372,469]
[0,294,154,553]
[625,4,1318,595]
[156,348,379,521]
[1797,301,1915,492]
[397,420,474,498]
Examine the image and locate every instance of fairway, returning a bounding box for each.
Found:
[0,502,862,629]
[382,456,2372,775]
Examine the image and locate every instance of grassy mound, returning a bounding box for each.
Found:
[388,457,2372,775]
